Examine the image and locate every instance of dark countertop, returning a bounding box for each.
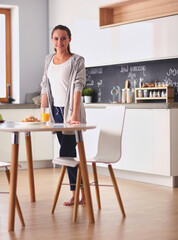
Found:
[1,103,178,109]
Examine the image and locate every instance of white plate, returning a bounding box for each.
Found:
[18,121,42,125]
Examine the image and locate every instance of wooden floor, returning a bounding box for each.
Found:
[1,168,178,240]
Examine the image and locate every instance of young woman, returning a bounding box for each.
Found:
[40,25,86,206]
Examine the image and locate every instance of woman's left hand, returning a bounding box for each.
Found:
[67,113,81,125]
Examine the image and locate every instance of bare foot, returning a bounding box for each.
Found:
[63,197,74,206]
[79,198,86,205]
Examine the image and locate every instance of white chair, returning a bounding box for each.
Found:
[81,106,126,217]
[51,157,80,222]
[51,106,126,221]
[0,161,25,227]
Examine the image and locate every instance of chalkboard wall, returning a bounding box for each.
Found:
[85,58,178,103]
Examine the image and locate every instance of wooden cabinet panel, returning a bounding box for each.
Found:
[99,0,178,27]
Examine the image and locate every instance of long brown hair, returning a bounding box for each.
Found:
[51,25,72,54]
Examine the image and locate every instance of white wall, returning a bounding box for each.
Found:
[49,0,178,67]
[0,0,48,103]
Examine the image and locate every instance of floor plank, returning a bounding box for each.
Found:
[0,168,178,240]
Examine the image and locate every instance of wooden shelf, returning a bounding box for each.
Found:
[136,97,167,100]
[136,87,172,90]
[99,0,178,28]
[135,86,174,103]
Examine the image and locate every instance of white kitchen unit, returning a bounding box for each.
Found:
[0,106,53,168]
[80,104,178,187]
[54,103,178,187]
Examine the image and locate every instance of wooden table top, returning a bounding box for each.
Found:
[0,122,96,133]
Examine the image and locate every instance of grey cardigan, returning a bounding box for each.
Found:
[41,53,86,134]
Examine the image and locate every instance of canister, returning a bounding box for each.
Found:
[122,89,126,103]
[126,89,132,103]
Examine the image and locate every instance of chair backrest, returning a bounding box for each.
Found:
[94,106,126,163]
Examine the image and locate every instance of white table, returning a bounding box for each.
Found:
[0,122,96,231]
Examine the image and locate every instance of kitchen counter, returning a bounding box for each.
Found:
[84,102,178,109]
[0,103,40,109]
[1,102,178,110]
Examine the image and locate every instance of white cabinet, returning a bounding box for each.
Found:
[84,107,174,176]
[121,109,170,176]
[49,0,178,66]
[54,107,173,176]
[53,105,178,179]
[0,109,53,162]
[98,0,119,6]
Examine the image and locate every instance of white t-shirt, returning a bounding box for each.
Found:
[47,56,72,107]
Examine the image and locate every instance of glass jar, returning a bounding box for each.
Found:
[157,90,161,98]
[143,89,148,98]
[149,91,153,98]
[138,90,143,98]
[161,90,166,97]
[153,90,157,97]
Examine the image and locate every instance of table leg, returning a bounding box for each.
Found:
[25,132,36,202]
[75,130,95,223]
[8,132,19,231]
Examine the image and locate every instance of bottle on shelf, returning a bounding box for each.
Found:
[139,78,144,88]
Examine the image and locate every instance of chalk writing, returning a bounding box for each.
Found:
[86,73,94,86]
[166,68,178,77]
[120,65,128,73]
[127,72,138,88]
[97,80,103,103]
[89,68,103,74]
[163,76,178,94]
[97,80,103,88]
[130,65,146,76]
[86,80,94,86]
[120,65,146,76]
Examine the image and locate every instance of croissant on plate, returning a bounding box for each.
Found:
[22,115,40,122]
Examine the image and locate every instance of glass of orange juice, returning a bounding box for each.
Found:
[41,108,50,124]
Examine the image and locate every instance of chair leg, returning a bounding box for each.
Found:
[51,166,66,214]
[5,168,25,227]
[108,164,126,217]
[92,162,101,209]
[73,165,81,222]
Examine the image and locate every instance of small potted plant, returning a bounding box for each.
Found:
[82,87,94,104]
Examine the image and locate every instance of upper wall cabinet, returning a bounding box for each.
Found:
[99,0,178,28]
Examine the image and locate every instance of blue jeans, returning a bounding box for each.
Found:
[53,106,78,191]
